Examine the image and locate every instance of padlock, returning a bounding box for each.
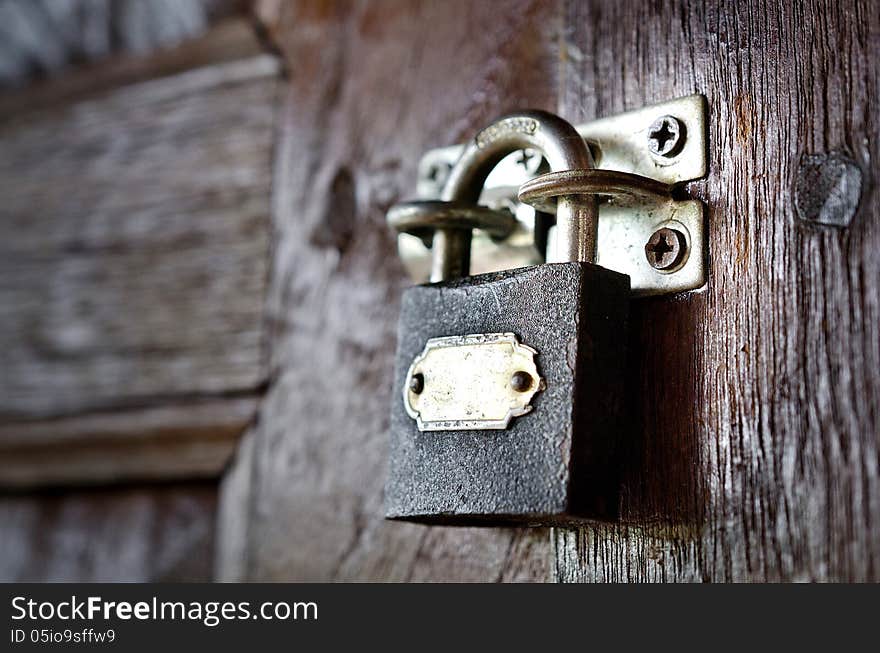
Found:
[385,111,630,526]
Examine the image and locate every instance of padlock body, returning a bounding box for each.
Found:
[385,262,629,526]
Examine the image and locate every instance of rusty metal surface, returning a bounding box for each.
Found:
[386,262,629,525]
[440,110,598,267]
[517,168,672,210]
[387,201,517,243]
[397,95,709,295]
[519,169,705,294]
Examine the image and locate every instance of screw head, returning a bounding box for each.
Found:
[510,371,533,392]
[645,228,686,270]
[409,373,424,394]
[426,161,452,186]
[647,115,685,157]
[514,148,541,175]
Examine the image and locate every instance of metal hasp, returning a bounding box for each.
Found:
[395,94,708,296]
[403,333,544,431]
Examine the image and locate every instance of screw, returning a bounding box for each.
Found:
[510,371,533,392]
[645,228,686,270]
[647,115,685,157]
[427,161,452,186]
[514,148,541,175]
[409,373,424,394]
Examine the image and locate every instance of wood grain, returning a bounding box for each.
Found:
[0,0,246,89]
[0,55,278,421]
[0,17,267,120]
[0,16,274,580]
[6,0,874,583]
[218,0,562,581]
[0,398,257,487]
[0,27,279,487]
[554,0,880,582]
[0,483,217,581]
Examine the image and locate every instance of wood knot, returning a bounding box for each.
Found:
[310,167,357,255]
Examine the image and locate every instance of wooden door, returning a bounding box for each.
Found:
[216,0,561,581]
[220,0,878,582]
[2,0,877,582]
[548,0,879,582]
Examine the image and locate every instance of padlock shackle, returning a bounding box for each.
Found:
[438,110,598,278]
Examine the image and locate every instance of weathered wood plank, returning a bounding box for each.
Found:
[0,0,247,89]
[0,483,217,581]
[554,0,880,582]
[0,17,267,120]
[0,55,278,421]
[218,0,561,582]
[0,398,257,487]
[0,13,272,580]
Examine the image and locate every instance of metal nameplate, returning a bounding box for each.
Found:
[403,333,544,431]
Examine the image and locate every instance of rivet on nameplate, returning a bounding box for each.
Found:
[403,333,544,432]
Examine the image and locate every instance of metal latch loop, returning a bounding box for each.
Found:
[518,168,672,211]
